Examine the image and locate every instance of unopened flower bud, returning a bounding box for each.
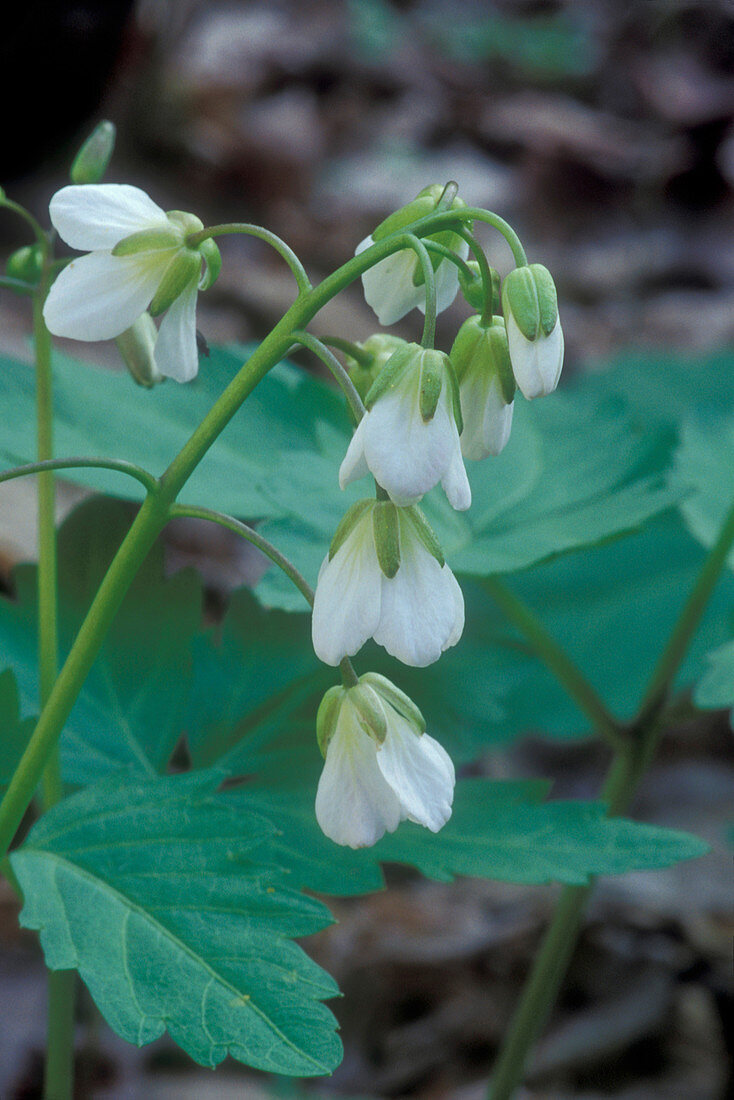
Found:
[344,334,407,402]
[114,313,163,388]
[6,244,43,286]
[459,261,501,315]
[502,263,563,399]
[70,120,116,184]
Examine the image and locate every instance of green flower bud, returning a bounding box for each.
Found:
[70,120,116,184]
[502,263,558,341]
[6,244,43,286]
[114,313,163,388]
[458,261,501,315]
[345,334,407,403]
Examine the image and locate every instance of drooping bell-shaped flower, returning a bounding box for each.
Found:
[450,314,516,460]
[339,342,471,511]
[311,499,464,668]
[43,184,221,383]
[315,673,455,848]
[502,263,563,399]
[356,185,470,325]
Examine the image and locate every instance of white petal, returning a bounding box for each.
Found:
[507,313,564,400]
[311,518,383,665]
[315,712,401,848]
[440,434,472,511]
[363,379,461,508]
[418,235,470,316]
[356,236,423,325]
[376,716,455,832]
[154,280,200,382]
[43,250,171,341]
[374,535,464,666]
[50,184,170,250]
[460,373,514,460]
[338,417,370,489]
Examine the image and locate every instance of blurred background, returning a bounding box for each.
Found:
[0,1,732,1097]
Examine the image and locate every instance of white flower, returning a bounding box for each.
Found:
[450,315,515,460]
[43,184,219,383]
[312,500,464,667]
[339,343,471,511]
[315,675,455,848]
[505,313,564,400]
[356,233,469,326]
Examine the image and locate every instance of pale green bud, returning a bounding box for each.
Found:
[502,263,558,342]
[450,315,515,404]
[114,313,163,388]
[6,244,43,286]
[458,262,501,315]
[316,685,347,757]
[70,120,116,184]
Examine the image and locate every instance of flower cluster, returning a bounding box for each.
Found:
[313,186,563,847]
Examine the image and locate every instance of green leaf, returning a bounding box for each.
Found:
[694,638,734,709]
[10,771,341,1076]
[672,413,734,567]
[0,497,202,784]
[231,779,708,893]
[0,668,34,792]
[0,344,348,517]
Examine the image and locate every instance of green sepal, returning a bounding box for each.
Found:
[70,120,116,184]
[451,315,515,405]
[346,334,408,402]
[197,238,222,291]
[166,210,205,236]
[372,184,467,242]
[401,506,445,568]
[328,499,374,561]
[316,685,347,757]
[418,350,447,422]
[364,342,420,409]
[6,244,43,285]
[350,683,388,744]
[502,263,558,341]
[149,250,202,316]
[445,355,464,434]
[114,313,163,389]
[112,227,182,257]
[372,500,401,579]
[359,672,426,733]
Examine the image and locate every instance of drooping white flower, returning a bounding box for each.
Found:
[43,184,220,383]
[450,314,516,460]
[315,674,455,848]
[312,499,464,667]
[339,342,471,511]
[356,184,470,325]
[502,263,563,400]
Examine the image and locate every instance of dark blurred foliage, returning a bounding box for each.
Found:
[1,3,733,1098]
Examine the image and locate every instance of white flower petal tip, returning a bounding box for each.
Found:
[314,678,455,848]
[506,314,564,400]
[311,502,464,668]
[459,375,515,461]
[44,183,209,385]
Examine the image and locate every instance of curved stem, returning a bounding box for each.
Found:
[186,223,311,295]
[0,197,48,249]
[488,494,734,1099]
[404,234,436,348]
[404,206,528,269]
[319,335,373,368]
[0,457,159,494]
[422,240,473,279]
[482,577,624,751]
[0,275,35,294]
[454,225,496,324]
[168,504,314,608]
[291,331,365,422]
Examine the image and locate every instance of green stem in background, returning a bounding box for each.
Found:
[454,225,496,325]
[186,222,312,295]
[0,196,48,248]
[0,275,35,294]
[487,495,734,1100]
[482,577,624,751]
[0,456,158,493]
[168,504,315,608]
[404,233,436,348]
[291,331,366,422]
[319,335,373,368]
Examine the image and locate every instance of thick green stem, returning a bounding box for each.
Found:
[488,496,734,1099]
[482,577,623,750]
